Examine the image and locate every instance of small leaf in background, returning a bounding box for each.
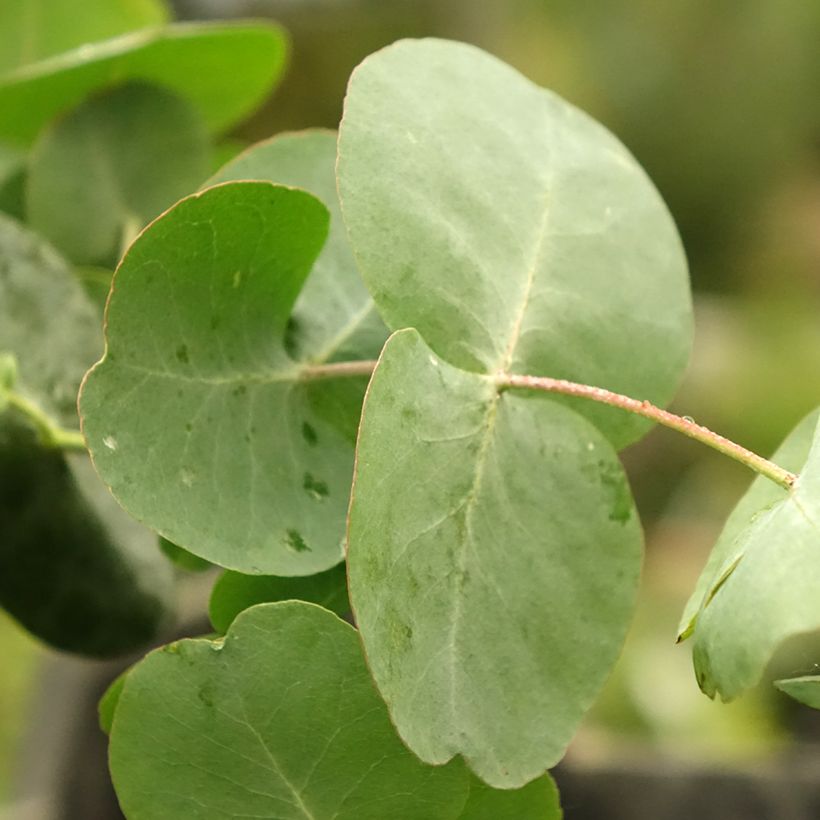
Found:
[0,214,173,655]
[775,676,820,710]
[692,410,820,700]
[347,329,642,787]
[0,418,173,656]
[209,563,349,633]
[27,82,211,267]
[0,21,288,147]
[678,408,819,641]
[458,771,562,820]
[81,183,362,575]
[209,129,387,368]
[98,670,128,735]
[337,38,692,450]
[0,0,168,73]
[0,213,100,425]
[109,602,469,819]
[159,537,212,573]
[0,141,24,219]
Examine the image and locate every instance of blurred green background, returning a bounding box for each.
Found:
[2,0,820,814]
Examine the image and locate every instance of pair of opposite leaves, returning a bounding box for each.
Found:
[81,37,693,795]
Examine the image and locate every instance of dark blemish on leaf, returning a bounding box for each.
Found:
[210,315,221,330]
[401,405,417,423]
[244,433,251,443]
[598,460,633,523]
[198,685,214,708]
[303,472,329,500]
[302,422,318,446]
[185,422,193,433]
[175,344,189,364]
[232,384,247,397]
[285,529,310,553]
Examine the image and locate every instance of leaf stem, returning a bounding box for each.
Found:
[496,373,796,490]
[301,360,379,380]
[5,391,87,452]
[283,357,798,490]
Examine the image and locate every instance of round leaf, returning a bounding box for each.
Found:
[347,329,642,787]
[337,38,692,449]
[209,129,387,367]
[110,602,468,819]
[80,182,362,575]
[678,408,819,641]
[27,82,211,266]
[458,772,562,820]
[0,0,168,73]
[0,21,287,147]
[210,563,349,633]
[692,411,820,700]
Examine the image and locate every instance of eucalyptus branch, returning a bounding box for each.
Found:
[5,391,87,452]
[496,373,796,490]
[301,358,796,490]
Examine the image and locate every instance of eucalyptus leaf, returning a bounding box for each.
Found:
[28,82,211,266]
[692,411,820,700]
[0,214,173,654]
[0,21,287,147]
[0,419,173,656]
[337,38,692,450]
[458,772,562,820]
[0,213,100,425]
[775,675,820,709]
[678,408,819,641]
[347,329,642,788]
[99,670,128,735]
[209,130,388,446]
[81,182,364,575]
[109,602,469,819]
[209,129,387,367]
[159,537,212,573]
[0,0,168,73]
[209,563,349,632]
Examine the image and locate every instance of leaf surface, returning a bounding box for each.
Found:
[337,38,692,449]
[775,676,820,709]
[0,0,168,73]
[209,130,388,445]
[347,329,642,787]
[692,411,820,699]
[109,602,468,819]
[210,564,349,632]
[458,772,562,819]
[81,183,362,574]
[0,21,287,146]
[678,408,819,640]
[0,215,172,654]
[209,129,387,367]
[27,82,210,266]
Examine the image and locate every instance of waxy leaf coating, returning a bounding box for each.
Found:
[81,182,361,574]
[28,82,211,267]
[0,21,287,147]
[338,38,692,449]
[109,602,469,819]
[692,410,820,700]
[347,330,642,787]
